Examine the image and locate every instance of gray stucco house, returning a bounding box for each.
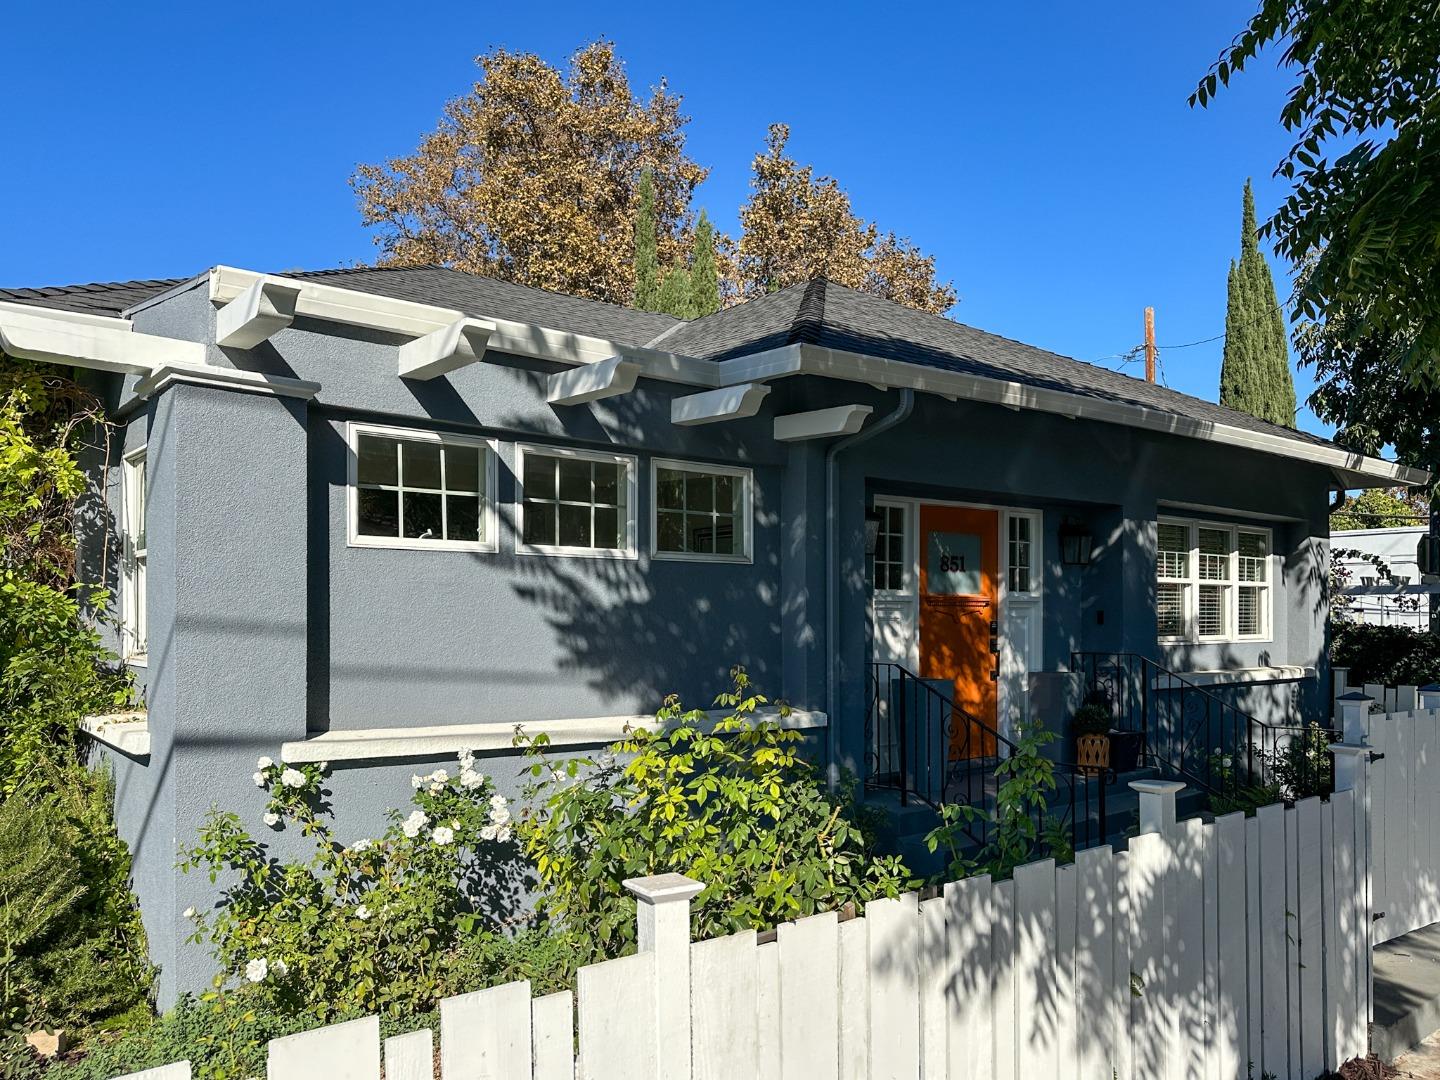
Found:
[0,265,1423,1004]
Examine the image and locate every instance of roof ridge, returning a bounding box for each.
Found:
[787,278,829,345]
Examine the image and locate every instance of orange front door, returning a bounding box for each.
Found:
[918,504,999,760]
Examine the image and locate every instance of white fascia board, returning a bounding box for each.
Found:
[397,318,494,380]
[774,403,874,442]
[716,341,1428,488]
[215,278,302,349]
[0,308,203,375]
[0,299,135,332]
[671,383,772,427]
[209,265,715,387]
[547,355,642,405]
[135,362,321,401]
[280,706,826,763]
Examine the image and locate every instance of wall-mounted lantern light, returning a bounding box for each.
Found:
[864,508,885,556]
[1059,519,1093,566]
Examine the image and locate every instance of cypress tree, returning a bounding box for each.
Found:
[690,210,720,317]
[656,266,694,319]
[1219,180,1298,427]
[633,170,660,310]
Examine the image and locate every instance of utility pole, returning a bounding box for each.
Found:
[1144,307,1157,383]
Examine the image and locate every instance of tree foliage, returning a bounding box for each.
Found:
[632,169,661,311]
[1330,487,1428,531]
[1219,180,1296,426]
[689,210,720,318]
[735,124,956,314]
[1194,0,1440,381]
[353,41,706,306]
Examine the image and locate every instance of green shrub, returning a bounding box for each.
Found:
[1071,702,1111,737]
[516,666,913,948]
[1331,622,1440,688]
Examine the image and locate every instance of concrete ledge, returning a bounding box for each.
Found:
[282,706,826,764]
[1154,665,1316,689]
[79,711,150,758]
[1374,921,1440,1061]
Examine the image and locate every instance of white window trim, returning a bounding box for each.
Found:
[121,445,147,664]
[872,497,916,599]
[515,443,639,560]
[649,457,754,564]
[1157,516,1274,645]
[346,421,499,553]
[1005,509,1043,602]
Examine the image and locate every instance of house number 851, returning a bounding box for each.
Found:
[938,554,966,572]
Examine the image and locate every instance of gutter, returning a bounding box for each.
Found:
[824,388,914,786]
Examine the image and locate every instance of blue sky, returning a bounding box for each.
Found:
[0,2,1320,431]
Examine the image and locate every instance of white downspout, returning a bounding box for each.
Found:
[824,388,915,786]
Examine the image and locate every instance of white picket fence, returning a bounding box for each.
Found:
[122,676,1440,1080]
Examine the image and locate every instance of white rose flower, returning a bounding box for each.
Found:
[182,907,196,919]
[431,826,455,846]
[402,809,428,838]
[253,772,266,788]
[489,805,511,826]
[460,769,483,791]
[245,958,268,983]
[262,812,280,827]
[411,774,424,790]
[489,794,507,811]
[430,769,448,783]
[280,768,306,789]
[495,825,512,844]
[350,838,373,853]
[355,904,371,921]
[458,748,475,768]
[257,756,274,770]
[272,958,288,977]
[318,761,329,772]
[480,824,499,842]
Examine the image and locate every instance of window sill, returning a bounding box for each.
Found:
[650,550,754,565]
[347,536,499,554]
[80,711,150,758]
[514,545,638,561]
[1153,666,1316,690]
[281,706,826,764]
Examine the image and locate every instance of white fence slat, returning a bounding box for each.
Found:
[440,979,532,1080]
[691,930,758,1080]
[1398,713,1416,934]
[268,1015,380,1080]
[1172,820,1205,1080]
[1296,797,1324,1079]
[577,951,656,1080]
[116,1065,192,1080]
[992,878,1017,1080]
[1215,813,1246,1080]
[1013,859,1059,1078]
[532,991,573,1080]
[1113,851,1134,1080]
[1370,714,1390,943]
[918,897,947,1080]
[1284,805,1302,1080]
[1074,847,1114,1080]
[1256,803,1288,1080]
[779,911,840,1080]
[867,892,920,1080]
[1198,818,1221,1080]
[1320,799,1341,1074]
[1054,863,1078,1080]
[1330,788,1366,1062]
[756,939,781,1080]
[1425,711,1440,927]
[837,918,869,1080]
[944,874,992,1080]
[1127,832,1172,1079]
[384,1029,432,1080]
[1244,814,1262,1076]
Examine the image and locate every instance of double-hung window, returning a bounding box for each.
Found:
[651,459,752,562]
[1157,517,1272,642]
[518,445,637,557]
[122,448,147,660]
[348,423,497,551]
[871,503,909,592]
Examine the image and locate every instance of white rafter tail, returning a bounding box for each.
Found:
[547,355,642,406]
[215,278,302,349]
[0,307,203,375]
[397,318,495,380]
[773,404,875,442]
[671,383,771,427]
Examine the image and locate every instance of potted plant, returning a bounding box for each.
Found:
[1072,698,1112,774]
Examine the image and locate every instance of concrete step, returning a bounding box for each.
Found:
[1374,922,1440,1062]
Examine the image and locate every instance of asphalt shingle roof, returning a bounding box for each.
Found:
[2,265,1331,453]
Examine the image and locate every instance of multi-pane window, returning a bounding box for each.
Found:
[1157,518,1273,642]
[350,425,494,550]
[872,504,908,591]
[520,447,634,555]
[122,449,147,659]
[1007,515,1033,593]
[653,461,751,560]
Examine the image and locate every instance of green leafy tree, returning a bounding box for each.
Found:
[689,210,720,317]
[1194,0,1440,382]
[1330,487,1428,531]
[1220,181,1296,427]
[632,169,661,311]
[654,266,694,320]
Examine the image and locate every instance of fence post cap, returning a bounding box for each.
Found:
[624,873,704,905]
[1129,779,1186,796]
[1337,691,1375,702]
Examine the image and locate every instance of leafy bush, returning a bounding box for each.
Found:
[183,754,531,1023]
[925,720,1072,881]
[1071,702,1111,737]
[1331,622,1440,688]
[516,666,913,947]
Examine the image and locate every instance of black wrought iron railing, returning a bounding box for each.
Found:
[1070,652,1336,801]
[864,662,1114,854]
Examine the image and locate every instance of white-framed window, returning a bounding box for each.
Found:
[1007,512,1037,595]
[650,458,753,563]
[1157,517,1273,643]
[347,422,498,552]
[871,502,911,594]
[517,444,637,558]
[121,447,147,661]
